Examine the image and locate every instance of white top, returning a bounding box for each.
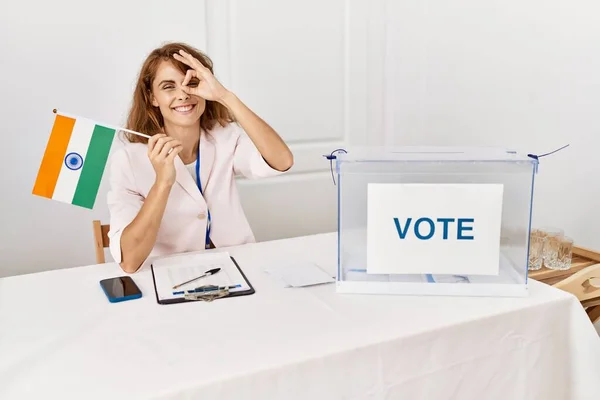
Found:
[1,232,599,399]
[184,161,197,185]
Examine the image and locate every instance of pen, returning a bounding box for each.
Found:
[172,268,221,289]
[173,284,241,295]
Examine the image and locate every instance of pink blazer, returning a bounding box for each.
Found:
[106,122,285,269]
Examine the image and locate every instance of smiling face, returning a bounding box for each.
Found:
[150,60,206,129]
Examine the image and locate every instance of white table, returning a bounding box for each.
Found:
[1,233,599,399]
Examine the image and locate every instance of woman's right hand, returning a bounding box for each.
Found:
[147,134,183,188]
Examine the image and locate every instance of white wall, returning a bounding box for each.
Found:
[381,0,600,251]
[1,0,599,278]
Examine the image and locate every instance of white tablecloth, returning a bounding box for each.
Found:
[1,233,599,399]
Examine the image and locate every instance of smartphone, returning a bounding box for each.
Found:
[99,276,142,303]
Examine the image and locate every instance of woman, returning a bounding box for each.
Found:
[106,42,293,273]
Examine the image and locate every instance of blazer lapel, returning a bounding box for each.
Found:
[174,155,205,205]
[173,130,215,205]
[198,129,215,191]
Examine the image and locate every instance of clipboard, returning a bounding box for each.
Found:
[150,252,255,305]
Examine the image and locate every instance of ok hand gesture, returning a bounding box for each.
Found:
[173,50,229,102]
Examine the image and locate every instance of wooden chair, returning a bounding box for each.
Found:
[92,220,110,264]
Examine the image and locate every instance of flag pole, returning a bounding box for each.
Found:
[53,108,151,139]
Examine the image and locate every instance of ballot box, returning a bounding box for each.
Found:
[332,147,538,297]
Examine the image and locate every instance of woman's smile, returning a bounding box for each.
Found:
[172,103,196,114]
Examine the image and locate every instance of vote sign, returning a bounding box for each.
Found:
[366,183,504,276]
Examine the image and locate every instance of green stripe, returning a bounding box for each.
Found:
[72,125,115,209]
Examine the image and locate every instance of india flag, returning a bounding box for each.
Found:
[32,113,116,209]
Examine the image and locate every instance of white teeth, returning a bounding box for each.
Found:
[174,105,193,112]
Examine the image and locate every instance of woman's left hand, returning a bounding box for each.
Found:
[173,50,229,102]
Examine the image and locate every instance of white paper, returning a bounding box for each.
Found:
[266,262,334,288]
[366,183,504,276]
[152,252,250,301]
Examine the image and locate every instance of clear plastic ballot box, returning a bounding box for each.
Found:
[331,147,539,297]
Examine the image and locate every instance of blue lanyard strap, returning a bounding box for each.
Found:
[195,143,211,248]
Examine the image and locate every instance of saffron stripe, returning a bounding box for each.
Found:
[32,115,75,198]
[72,125,115,209]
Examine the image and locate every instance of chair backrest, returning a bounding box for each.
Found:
[92,220,110,264]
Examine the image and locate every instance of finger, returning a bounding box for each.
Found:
[158,139,181,158]
[172,52,194,69]
[148,133,165,147]
[151,137,175,158]
[150,137,167,157]
[147,134,166,155]
[166,144,183,163]
[182,69,198,87]
[180,84,199,97]
[158,139,182,158]
[174,51,208,75]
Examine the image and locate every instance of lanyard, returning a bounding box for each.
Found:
[195,143,211,248]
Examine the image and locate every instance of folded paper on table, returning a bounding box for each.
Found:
[265,261,335,288]
[151,251,254,304]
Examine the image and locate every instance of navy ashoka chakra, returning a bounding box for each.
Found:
[65,152,84,170]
